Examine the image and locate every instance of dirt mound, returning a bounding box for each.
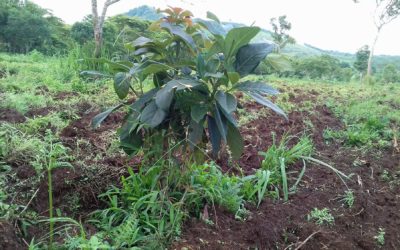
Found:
[0,221,24,250]
[0,108,26,123]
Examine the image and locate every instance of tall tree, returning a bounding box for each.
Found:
[356,0,400,77]
[269,15,295,50]
[91,0,121,58]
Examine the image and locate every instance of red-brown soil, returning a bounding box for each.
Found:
[0,108,26,123]
[174,96,400,249]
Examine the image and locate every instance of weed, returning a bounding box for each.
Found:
[308,208,334,225]
[339,190,355,208]
[374,227,385,246]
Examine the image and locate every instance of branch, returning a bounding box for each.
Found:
[91,0,99,27]
[99,0,121,28]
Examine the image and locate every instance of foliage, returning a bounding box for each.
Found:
[307,208,334,225]
[0,0,69,54]
[382,63,399,83]
[93,7,284,160]
[270,15,295,50]
[339,190,355,208]
[374,227,386,246]
[353,45,370,74]
[259,134,313,201]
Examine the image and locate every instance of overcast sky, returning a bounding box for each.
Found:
[31,0,400,55]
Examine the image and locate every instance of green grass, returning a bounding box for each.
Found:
[308,208,335,225]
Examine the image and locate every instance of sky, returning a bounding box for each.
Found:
[31,0,400,55]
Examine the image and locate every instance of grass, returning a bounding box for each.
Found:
[308,208,335,225]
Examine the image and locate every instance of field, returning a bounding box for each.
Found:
[1,53,400,249]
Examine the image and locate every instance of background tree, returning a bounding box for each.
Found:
[355,0,400,77]
[382,63,399,83]
[353,45,370,76]
[91,0,121,58]
[269,15,295,50]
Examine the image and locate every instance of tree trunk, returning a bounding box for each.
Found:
[367,27,381,77]
[91,0,121,58]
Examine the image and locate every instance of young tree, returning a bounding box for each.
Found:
[269,15,295,50]
[353,45,370,76]
[91,0,121,58]
[356,0,400,77]
[382,63,399,83]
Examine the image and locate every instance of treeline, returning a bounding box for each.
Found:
[257,53,400,83]
[0,0,157,56]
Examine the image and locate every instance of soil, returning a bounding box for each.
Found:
[174,96,400,249]
[0,108,26,123]
[0,221,24,250]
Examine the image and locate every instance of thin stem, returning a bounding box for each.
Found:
[48,157,54,250]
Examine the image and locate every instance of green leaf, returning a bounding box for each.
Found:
[160,22,196,51]
[165,79,201,90]
[216,91,237,113]
[227,72,240,84]
[80,70,111,78]
[207,115,221,157]
[191,105,208,123]
[141,63,170,77]
[91,103,124,129]
[132,36,153,47]
[155,86,174,111]
[233,81,279,95]
[119,127,143,155]
[265,53,294,72]
[207,11,220,23]
[114,72,131,99]
[214,104,227,142]
[246,92,287,119]
[235,43,275,76]
[224,27,260,59]
[188,119,204,148]
[197,20,226,36]
[131,89,158,112]
[196,54,206,78]
[140,101,167,127]
[227,123,244,159]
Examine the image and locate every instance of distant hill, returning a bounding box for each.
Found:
[125,5,400,71]
[126,5,162,21]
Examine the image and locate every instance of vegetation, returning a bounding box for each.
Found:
[0,2,400,250]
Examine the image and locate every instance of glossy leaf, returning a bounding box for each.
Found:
[155,86,174,111]
[191,105,208,123]
[247,92,288,119]
[227,123,244,159]
[233,81,279,95]
[160,22,196,50]
[114,72,131,99]
[197,20,226,36]
[235,43,275,76]
[207,115,221,156]
[227,72,240,84]
[140,101,167,127]
[91,103,124,129]
[207,11,220,23]
[188,119,204,147]
[132,36,153,47]
[131,89,158,112]
[214,104,227,142]
[216,91,237,113]
[224,27,260,59]
[119,127,143,155]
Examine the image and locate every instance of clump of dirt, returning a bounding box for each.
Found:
[25,107,53,118]
[0,108,26,123]
[53,91,78,101]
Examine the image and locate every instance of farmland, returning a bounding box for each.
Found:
[1,52,399,249]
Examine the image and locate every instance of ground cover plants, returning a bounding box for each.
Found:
[1,7,400,250]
